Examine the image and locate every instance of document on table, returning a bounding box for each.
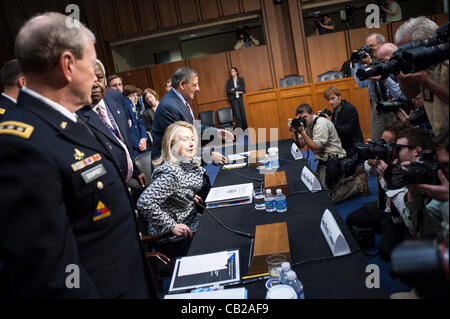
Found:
[169,250,240,292]
[178,251,229,277]
[205,183,254,206]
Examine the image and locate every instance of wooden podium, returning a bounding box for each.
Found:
[248,222,291,275]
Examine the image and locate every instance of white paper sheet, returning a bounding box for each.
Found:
[178,251,229,277]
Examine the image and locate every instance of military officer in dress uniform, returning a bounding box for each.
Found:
[0,59,25,121]
[0,12,157,298]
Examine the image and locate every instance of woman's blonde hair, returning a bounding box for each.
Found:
[153,121,199,167]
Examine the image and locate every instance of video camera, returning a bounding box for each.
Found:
[384,149,440,189]
[353,139,399,164]
[351,45,374,63]
[290,117,307,131]
[356,23,449,81]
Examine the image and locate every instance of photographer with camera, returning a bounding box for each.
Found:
[401,131,449,246]
[234,26,260,50]
[321,86,363,157]
[288,104,369,204]
[347,126,434,260]
[315,14,336,36]
[353,35,404,140]
[395,17,449,138]
[379,0,402,24]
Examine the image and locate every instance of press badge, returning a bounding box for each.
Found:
[81,164,107,184]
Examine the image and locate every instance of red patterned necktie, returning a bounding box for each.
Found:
[185,102,195,121]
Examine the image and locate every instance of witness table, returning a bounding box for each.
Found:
[187,139,387,298]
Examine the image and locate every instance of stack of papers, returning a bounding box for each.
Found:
[205,183,254,208]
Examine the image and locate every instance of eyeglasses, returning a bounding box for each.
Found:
[185,82,199,89]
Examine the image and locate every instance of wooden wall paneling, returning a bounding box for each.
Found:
[229,45,274,93]
[115,0,139,37]
[262,0,284,87]
[307,31,348,83]
[389,20,407,43]
[220,0,240,16]
[95,0,121,42]
[276,0,297,78]
[188,52,229,105]
[242,0,261,12]
[199,0,220,21]
[287,0,312,83]
[434,12,449,26]
[278,85,314,140]
[157,0,179,29]
[177,0,199,25]
[135,0,159,32]
[38,0,63,12]
[118,67,151,91]
[350,79,371,142]
[347,24,389,52]
[244,90,279,144]
[149,60,186,99]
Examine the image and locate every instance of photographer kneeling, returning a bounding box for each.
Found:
[289,104,369,203]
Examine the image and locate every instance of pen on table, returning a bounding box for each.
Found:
[241,272,270,280]
[226,274,271,287]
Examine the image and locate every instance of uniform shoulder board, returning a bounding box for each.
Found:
[0,121,34,139]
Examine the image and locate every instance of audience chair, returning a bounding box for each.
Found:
[279,75,305,88]
[216,107,235,130]
[317,71,344,82]
[198,110,216,127]
[134,151,152,183]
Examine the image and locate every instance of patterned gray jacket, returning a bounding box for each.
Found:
[137,160,205,243]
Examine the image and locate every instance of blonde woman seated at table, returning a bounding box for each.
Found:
[137,121,206,259]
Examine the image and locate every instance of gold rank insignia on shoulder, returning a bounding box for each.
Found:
[0,108,5,115]
[0,121,34,139]
[60,121,68,129]
[73,148,85,161]
[71,153,102,172]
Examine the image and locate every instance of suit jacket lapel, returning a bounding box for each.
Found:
[104,92,133,152]
[171,90,193,123]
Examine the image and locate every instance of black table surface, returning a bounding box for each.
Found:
[187,139,387,299]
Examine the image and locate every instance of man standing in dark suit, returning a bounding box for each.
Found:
[152,66,234,163]
[322,86,363,157]
[77,60,148,201]
[0,12,156,298]
[0,59,25,121]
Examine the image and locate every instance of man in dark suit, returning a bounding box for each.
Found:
[0,12,156,298]
[0,59,25,121]
[77,60,148,201]
[152,66,234,163]
[322,86,364,157]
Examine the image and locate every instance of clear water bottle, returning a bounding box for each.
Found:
[264,189,276,212]
[279,262,291,284]
[285,270,305,299]
[275,189,287,213]
[268,147,280,169]
[263,154,271,169]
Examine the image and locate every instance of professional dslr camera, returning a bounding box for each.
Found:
[235,26,251,41]
[391,240,449,299]
[313,15,324,30]
[290,117,307,132]
[356,23,449,81]
[351,45,374,63]
[318,109,333,118]
[353,139,399,164]
[384,149,440,189]
[377,98,430,126]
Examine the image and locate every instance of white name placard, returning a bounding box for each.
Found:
[320,209,350,257]
[291,143,304,160]
[301,166,322,192]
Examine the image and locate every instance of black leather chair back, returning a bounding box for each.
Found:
[134,151,152,183]
[317,71,344,82]
[217,107,235,129]
[279,75,304,88]
[199,110,216,127]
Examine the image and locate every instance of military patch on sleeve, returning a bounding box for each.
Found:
[0,121,34,139]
